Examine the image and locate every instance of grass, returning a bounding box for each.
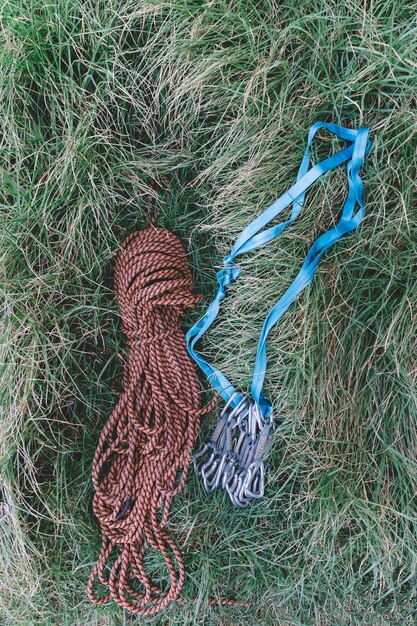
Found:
[0,0,416,624]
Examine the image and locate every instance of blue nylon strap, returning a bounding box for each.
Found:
[186,123,372,415]
[186,264,244,407]
[226,123,360,261]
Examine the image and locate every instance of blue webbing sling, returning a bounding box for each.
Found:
[186,122,372,507]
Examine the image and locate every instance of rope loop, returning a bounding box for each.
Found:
[89,226,208,615]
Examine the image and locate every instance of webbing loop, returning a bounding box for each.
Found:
[187,122,372,506]
[187,123,371,414]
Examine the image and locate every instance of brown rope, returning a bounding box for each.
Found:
[88,225,216,615]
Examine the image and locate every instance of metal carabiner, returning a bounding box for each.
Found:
[253,420,275,463]
[224,459,242,493]
[229,469,252,508]
[251,402,264,432]
[211,415,228,447]
[232,429,247,459]
[240,434,257,468]
[193,441,216,475]
[222,453,240,490]
[195,397,275,507]
[201,453,221,492]
[202,451,229,493]
[226,394,249,422]
[227,474,246,508]
[219,392,243,423]
[229,491,250,508]
[242,461,265,500]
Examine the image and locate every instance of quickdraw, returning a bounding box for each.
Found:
[193,394,274,507]
[187,122,372,508]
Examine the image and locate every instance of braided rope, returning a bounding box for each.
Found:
[88,226,215,615]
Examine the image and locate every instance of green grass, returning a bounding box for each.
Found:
[1,0,416,624]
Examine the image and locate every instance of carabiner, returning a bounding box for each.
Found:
[242,461,265,500]
[201,454,221,493]
[229,469,252,508]
[193,441,216,475]
[202,451,228,493]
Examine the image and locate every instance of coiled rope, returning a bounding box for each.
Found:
[88,225,215,615]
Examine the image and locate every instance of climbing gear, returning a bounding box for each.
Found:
[88,226,216,615]
[187,122,372,507]
[193,393,274,507]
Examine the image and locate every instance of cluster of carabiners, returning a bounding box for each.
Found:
[193,394,274,508]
